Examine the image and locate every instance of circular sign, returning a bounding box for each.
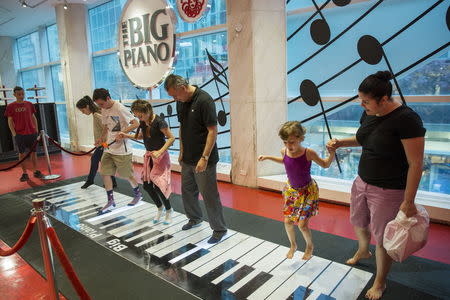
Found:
[177,0,209,23]
[118,0,177,89]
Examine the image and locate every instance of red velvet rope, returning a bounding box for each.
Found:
[47,137,96,156]
[0,137,40,172]
[0,216,36,256]
[46,227,92,300]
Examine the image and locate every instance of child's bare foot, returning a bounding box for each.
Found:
[302,244,314,260]
[365,282,386,300]
[286,245,297,259]
[346,250,372,265]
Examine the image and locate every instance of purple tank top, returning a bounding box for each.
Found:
[283,148,312,189]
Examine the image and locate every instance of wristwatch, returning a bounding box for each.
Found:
[201,155,209,161]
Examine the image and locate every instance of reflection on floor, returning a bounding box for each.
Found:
[30,182,372,300]
[0,240,67,300]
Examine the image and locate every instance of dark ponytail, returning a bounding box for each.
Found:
[76,95,100,113]
[358,70,393,103]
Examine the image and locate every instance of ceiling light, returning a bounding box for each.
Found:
[63,0,68,9]
[21,1,28,7]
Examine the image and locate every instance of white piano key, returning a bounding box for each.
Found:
[135,217,190,247]
[238,241,279,266]
[145,222,210,254]
[168,231,237,264]
[252,245,290,272]
[62,193,130,211]
[86,201,145,224]
[182,233,249,273]
[111,213,184,237]
[330,267,372,300]
[210,241,278,286]
[153,228,212,258]
[99,205,152,229]
[191,236,263,277]
[306,262,352,300]
[266,256,331,300]
[247,251,307,300]
[211,262,245,284]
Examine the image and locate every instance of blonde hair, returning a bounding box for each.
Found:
[278,121,306,140]
[130,100,154,139]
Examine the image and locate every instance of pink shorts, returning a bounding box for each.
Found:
[350,176,405,245]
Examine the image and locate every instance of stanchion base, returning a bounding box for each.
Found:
[44,174,61,180]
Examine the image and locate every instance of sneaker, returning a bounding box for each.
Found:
[182,219,201,230]
[163,209,173,225]
[128,194,143,206]
[33,170,44,178]
[81,181,94,189]
[96,199,116,215]
[20,173,29,182]
[207,230,227,244]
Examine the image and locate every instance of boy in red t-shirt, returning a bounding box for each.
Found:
[5,86,43,181]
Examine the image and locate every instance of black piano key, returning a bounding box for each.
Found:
[120,227,154,241]
[53,197,79,205]
[103,218,133,229]
[122,230,163,246]
[57,199,85,208]
[35,190,68,198]
[136,234,172,250]
[100,216,127,226]
[159,244,198,262]
[201,259,239,282]
[233,271,273,299]
[68,204,99,213]
[171,248,210,268]
[215,265,255,291]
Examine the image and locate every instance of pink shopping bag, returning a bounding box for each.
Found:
[383,205,429,262]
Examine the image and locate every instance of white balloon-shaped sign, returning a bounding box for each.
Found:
[118,0,177,89]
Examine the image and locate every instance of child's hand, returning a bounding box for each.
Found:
[326,138,339,151]
[258,155,266,161]
[326,144,336,153]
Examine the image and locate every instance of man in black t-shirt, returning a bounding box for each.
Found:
[164,74,227,244]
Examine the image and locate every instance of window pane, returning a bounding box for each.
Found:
[92,53,148,100]
[16,31,41,68]
[51,64,65,102]
[286,1,450,195]
[89,0,124,52]
[56,104,70,143]
[19,68,46,100]
[47,24,60,62]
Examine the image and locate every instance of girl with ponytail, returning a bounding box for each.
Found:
[121,100,175,224]
[76,95,117,189]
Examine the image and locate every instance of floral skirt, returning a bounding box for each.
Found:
[282,179,319,223]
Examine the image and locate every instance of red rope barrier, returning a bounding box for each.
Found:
[0,137,40,172]
[46,227,92,300]
[47,137,96,156]
[0,216,36,256]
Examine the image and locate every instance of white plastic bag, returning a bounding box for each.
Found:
[383,205,429,262]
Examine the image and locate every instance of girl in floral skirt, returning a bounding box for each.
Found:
[259,121,335,260]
